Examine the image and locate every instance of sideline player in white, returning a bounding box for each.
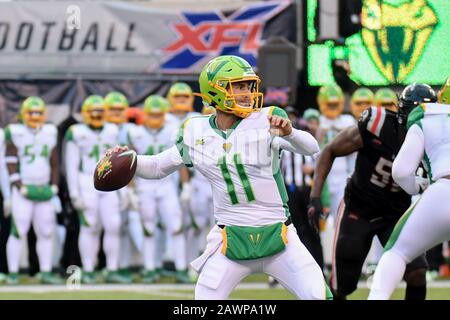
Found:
[161,82,200,277]
[185,106,216,278]
[104,91,139,283]
[127,95,190,283]
[368,81,443,300]
[5,97,61,284]
[316,84,356,270]
[65,95,127,284]
[110,55,331,299]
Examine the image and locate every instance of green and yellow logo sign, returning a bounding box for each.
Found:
[361,0,437,82]
[307,0,449,86]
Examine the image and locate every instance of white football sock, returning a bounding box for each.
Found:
[368,250,406,300]
[143,236,156,271]
[172,232,187,270]
[103,230,120,271]
[36,234,53,272]
[78,227,100,272]
[6,236,22,273]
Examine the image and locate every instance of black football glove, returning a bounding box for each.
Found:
[307,197,323,234]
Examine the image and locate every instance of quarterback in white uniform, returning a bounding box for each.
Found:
[65,95,126,284]
[369,81,447,300]
[110,55,331,299]
[127,95,189,283]
[5,97,61,284]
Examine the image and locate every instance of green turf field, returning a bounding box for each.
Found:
[0,272,449,300]
[0,287,450,300]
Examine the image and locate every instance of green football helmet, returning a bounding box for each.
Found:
[317,84,344,120]
[82,95,106,128]
[374,88,398,111]
[143,95,170,129]
[350,88,374,118]
[104,92,129,124]
[198,55,263,118]
[20,96,47,129]
[438,76,450,104]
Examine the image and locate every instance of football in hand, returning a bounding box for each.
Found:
[93,149,137,191]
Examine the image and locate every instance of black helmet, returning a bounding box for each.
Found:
[398,83,437,126]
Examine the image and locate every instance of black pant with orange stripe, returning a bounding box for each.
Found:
[330,200,427,298]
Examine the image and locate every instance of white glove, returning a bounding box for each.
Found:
[119,188,130,212]
[3,198,11,218]
[127,188,140,212]
[20,185,28,196]
[180,183,192,210]
[415,176,430,194]
[71,196,85,211]
[51,184,59,196]
[52,196,62,214]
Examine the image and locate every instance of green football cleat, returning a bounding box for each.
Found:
[142,270,160,284]
[81,271,97,284]
[118,268,134,283]
[39,272,64,285]
[105,270,133,284]
[6,273,19,285]
[174,269,194,284]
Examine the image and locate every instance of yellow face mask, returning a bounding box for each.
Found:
[145,112,166,130]
[319,100,344,120]
[83,108,105,128]
[169,94,194,113]
[106,106,127,124]
[22,109,47,129]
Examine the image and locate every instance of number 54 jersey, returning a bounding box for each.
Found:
[345,106,411,219]
[5,124,57,185]
[177,107,292,227]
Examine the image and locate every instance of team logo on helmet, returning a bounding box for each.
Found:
[361,0,437,83]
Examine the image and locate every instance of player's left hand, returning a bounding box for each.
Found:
[307,197,323,234]
[105,145,129,157]
[268,115,292,137]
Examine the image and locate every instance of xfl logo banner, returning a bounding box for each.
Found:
[161,1,290,72]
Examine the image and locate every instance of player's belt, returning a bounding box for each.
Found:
[217,217,291,229]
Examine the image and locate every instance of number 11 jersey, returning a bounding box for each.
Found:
[177,107,292,227]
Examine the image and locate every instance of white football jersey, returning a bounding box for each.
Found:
[6,124,57,185]
[178,106,294,226]
[319,114,356,182]
[128,121,178,188]
[66,123,119,175]
[408,103,450,181]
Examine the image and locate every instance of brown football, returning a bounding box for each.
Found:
[94,149,137,192]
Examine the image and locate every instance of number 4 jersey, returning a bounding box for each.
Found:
[345,106,411,219]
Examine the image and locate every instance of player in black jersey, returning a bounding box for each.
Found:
[308,85,435,300]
